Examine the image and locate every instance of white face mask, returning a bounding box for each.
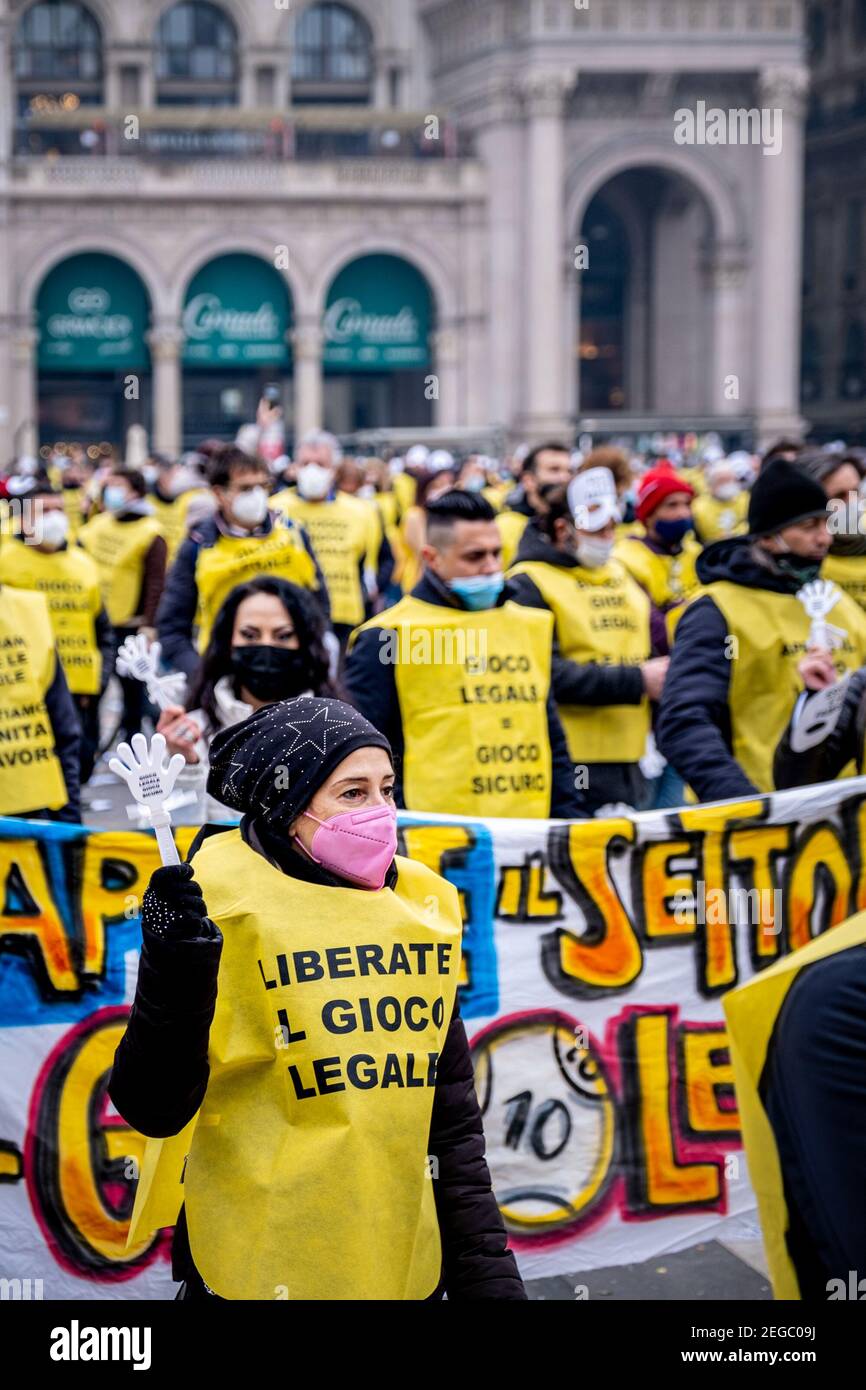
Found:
[231,485,269,528]
[38,511,70,549]
[357,484,376,499]
[297,463,334,501]
[141,464,159,486]
[576,535,615,570]
[713,481,740,502]
[166,468,197,498]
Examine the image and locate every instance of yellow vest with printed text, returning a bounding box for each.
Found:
[79,512,163,626]
[151,489,209,566]
[821,553,866,615]
[126,830,462,1301]
[0,540,103,694]
[507,557,651,764]
[694,579,866,792]
[353,597,555,818]
[0,588,68,813]
[723,911,866,1300]
[194,517,318,653]
[496,510,531,570]
[273,492,374,626]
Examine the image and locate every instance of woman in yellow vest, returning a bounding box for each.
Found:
[110,696,525,1302]
[0,484,115,783]
[507,468,667,815]
[0,585,81,821]
[80,467,168,743]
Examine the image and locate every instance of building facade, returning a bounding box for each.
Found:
[803,0,866,442]
[0,0,808,460]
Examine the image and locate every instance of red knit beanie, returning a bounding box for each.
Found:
[636,462,695,524]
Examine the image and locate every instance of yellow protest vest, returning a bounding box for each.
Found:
[392,470,417,518]
[496,510,531,570]
[79,512,163,626]
[723,909,866,1300]
[60,486,87,538]
[507,558,651,763]
[692,492,749,545]
[0,588,68,813]
[273,492,373,627]
[699,579,866,792]
[354,597,555,817]
[821,553,866,614]
[151,489,209,566]
[127,830,462,1301]
[614,533,701,609]
[0,540,102,695]
[194,518,318,653]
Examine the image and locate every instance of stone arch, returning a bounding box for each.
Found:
[283,0,384,51]
[17,233,166,322]
[10,0,113,42]
[144,0,252,47]
[310,235,456,327]
[168,236,303,319]
[565,135,749,255]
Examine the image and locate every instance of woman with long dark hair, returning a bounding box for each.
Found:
[156,575,339,820]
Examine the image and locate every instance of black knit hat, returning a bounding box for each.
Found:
[207,695,392,829]
[748,459,829,537]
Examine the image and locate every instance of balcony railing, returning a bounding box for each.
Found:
[13,107,469,161]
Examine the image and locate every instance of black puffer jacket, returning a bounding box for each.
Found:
[656,537,806,802]
[108,819,526,1301]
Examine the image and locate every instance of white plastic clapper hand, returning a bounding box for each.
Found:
[115,634,186,712]
[109,732,186,866]
[796,579,846,651]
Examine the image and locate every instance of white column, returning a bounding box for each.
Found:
[0,18,13,166]
[755,66,809,444]
[11,323,39,458]
[146,322,184,458]
[474,81,523,437]
[430,323,460,427]
[518,74,573,441]
[292,319,323,438]
[708,244,749,415]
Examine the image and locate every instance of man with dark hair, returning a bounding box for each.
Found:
[80,467,168,741]
[760,437,803,472]
[496,441,574,568]
[157,447,328,681]
[345,489,581,818]
[657,459,866,801]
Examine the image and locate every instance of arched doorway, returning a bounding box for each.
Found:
[35,252,152,449]
[322,253,435,432]
[180,253,294,448]
[577,167,715,419]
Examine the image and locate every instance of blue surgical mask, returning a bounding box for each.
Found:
[654,517,692,547]
[103,485,128,513]
[447,571,504,610]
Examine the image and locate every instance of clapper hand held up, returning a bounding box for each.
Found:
[115,634,186,712]
[797,579,846,652]
[109,732,186,866]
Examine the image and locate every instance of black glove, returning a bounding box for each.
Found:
[141,862,213,940]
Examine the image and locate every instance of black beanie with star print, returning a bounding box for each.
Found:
[207,695,393,829]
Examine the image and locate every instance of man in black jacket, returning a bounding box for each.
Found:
[657,460,866,801]
[343,490,581,819]
[156,448,329,681]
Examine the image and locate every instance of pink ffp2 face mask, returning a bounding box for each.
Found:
[296,804,398,890]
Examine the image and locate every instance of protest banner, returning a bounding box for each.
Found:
[2,777,864,1298]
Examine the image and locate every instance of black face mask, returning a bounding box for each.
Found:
[774,554,824,587]
[230,645,313,703]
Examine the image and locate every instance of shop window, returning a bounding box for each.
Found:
[14,0,103,132]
